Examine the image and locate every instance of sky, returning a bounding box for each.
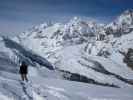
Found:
[0,0,133,36]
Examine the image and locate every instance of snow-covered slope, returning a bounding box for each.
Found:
[0,37,133,100]
[0,58,133,100]
[0,10,133,100]
[12,10,133,88]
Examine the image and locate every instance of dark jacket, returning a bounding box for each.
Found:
[19,63,28,74]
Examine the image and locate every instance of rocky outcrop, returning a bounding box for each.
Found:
[124,48,133,70]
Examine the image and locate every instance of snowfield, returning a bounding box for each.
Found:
[0,9,133,100]
[0,62,133,100]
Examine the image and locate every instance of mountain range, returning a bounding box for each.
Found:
[0,10,133,100]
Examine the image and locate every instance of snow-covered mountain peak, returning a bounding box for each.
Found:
[68,16,98,26]
[70,16,80,22]
[117,9,133,25]
[122,9,133,16]
[105,9,133,36]
[34,22,49,30]
[112,9,133,25]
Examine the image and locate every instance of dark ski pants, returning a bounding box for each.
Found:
[21,74,28,81]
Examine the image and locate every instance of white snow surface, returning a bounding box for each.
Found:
[0,60,133,100]
[0,10,133,100]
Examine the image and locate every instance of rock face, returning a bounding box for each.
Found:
[124,48,133,70]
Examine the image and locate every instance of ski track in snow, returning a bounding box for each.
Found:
[20,81,33,100]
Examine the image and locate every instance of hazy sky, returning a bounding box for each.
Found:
[0,0,133,36]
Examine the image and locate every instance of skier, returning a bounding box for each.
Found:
[19,61,28,82]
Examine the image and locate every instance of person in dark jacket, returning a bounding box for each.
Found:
[19,61,28,81]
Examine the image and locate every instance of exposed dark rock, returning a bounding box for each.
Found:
[60,70,119,88]
[97,49,111,58]
[123,48,133,70]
